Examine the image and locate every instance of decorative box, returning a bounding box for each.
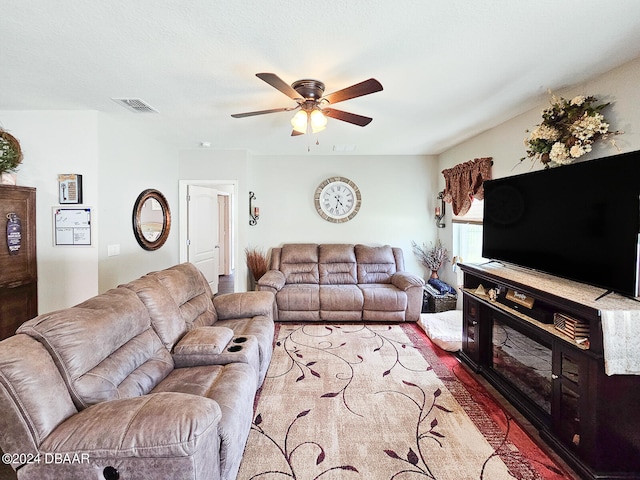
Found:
[422,285,457,313]
[553,312,590,340]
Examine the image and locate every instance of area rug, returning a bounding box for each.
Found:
[237,323,573,480]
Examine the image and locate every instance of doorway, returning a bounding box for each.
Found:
[179,180,237,293]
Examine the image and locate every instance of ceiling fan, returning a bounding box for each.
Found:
[231,73,383,136]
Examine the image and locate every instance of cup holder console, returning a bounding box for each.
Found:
[233,337,248,344]
[227,344,243,353]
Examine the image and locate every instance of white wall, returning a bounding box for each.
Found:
[437,55,640,292]
[178,151,440,290]
[96,113,180,291]
[0,111,99,312]
[246,154,440,281]
[0,111,182,313]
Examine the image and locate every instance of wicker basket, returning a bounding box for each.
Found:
[423,289,457,313]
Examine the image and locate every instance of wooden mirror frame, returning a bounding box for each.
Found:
[132,189,171,251]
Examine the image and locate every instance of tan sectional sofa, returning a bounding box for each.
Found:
[0,262,275,480]
[258,243,424,322]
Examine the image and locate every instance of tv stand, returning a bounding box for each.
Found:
[459,262,640,480]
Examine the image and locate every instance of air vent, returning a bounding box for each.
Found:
[111,98,159,113]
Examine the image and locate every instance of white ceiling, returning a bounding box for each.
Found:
[2,1,640,156]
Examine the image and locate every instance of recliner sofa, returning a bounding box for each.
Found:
[258,243,424,322]
[0,262,275,480]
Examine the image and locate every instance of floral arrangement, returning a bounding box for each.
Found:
[522,94,622,168]
[0,129,23,174]
[411,240,450,274]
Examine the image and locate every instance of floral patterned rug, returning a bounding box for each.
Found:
[237,323,573,480]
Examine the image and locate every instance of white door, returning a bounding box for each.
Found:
[187,185,220,294]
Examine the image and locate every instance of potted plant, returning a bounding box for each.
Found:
[411,239,450,279]
[245,246,269,290]
[0,128,23,184]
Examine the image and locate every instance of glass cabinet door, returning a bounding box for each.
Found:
[552,342,585,453]
[462,295,481,370]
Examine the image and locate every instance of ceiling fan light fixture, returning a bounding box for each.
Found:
[232,73,383,141]
[291,110,308,133]
[310,109,327,133]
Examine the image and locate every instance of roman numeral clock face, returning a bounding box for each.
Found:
[314,177,361,223]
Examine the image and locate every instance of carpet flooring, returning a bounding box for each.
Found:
[0,322,578,480]
[237,323,576,480]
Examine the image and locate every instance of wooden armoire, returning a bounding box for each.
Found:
[0,185,37,340]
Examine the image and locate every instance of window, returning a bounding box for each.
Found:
[452,199,487,284]
[452,222,485,264]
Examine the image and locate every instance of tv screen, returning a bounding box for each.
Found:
[482,150,640,297]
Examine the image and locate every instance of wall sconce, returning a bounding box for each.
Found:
[435,191,446,228]
[249,191,259,226]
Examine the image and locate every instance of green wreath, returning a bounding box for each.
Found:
[0,129,23,174]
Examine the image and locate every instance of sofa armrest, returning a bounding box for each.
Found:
[391,272,425,291]
[257,270,286,293]
[213,291,275,320]
[39,392,220,458]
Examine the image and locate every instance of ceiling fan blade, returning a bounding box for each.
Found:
[322,78,383,105]
[291,130,305,136]
[322,108,373,127]
[231,106,297,118]
[256,73,303,101]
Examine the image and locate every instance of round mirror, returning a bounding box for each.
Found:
[132,189,171,251]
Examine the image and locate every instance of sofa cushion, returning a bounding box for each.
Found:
[41,391,220,457]
[360,284,408,312]
[280,243,319,284]
[121,263,217,350]
[33,391,222,480]
[319,244,357,285]
[355,244,397,284]
[17,288,174,409]
[320,285,363,321]
[319,285,363,311]
[153,363,256,480]
[119,274,187,350]
[277,284,320,311]
[173,326,234,355]
[0,335,78,455]
[152,263,216,328]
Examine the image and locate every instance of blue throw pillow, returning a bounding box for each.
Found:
[428,278,456,295]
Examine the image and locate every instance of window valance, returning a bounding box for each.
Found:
[442,157,492,216]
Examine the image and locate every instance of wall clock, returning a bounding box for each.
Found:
[314,176,361,223]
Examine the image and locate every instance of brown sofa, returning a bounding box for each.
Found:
[0,262,275,480]
[258,244,424,322]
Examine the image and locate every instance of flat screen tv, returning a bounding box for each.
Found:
[482,150,640,298]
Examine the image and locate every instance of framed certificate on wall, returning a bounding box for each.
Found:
[58,174,83,204]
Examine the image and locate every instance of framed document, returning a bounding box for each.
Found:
[58,174,83,204]
[53,207,92,246]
